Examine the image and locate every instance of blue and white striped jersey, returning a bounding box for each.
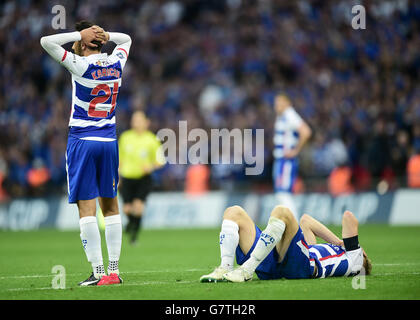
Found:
[273,107,303,159]
[308,243,364,278]
[65,48,128,140]
[41,31,131,141]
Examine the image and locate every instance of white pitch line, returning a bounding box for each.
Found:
[3,264,420,292]
[5,279,198,292]
[7,287,53,292]
[372,272,420,276]
[0,268,208,280]
[1,263,419,280]
[4,272,420,293]
[373,263,420,266]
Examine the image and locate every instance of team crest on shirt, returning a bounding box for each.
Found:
[95,59,111,67]
[113,179,115,189]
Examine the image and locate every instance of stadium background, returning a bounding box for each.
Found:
[0,0,420,300]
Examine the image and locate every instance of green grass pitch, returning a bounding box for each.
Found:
[0,225,419,300]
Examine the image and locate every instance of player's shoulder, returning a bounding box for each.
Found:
[107,53,122,64]
[145,130,162,143]
[67,51,88,62]
[144,130,157,137]
[284,106,299,117]
[62,51,89,74]
[284,106,303,122]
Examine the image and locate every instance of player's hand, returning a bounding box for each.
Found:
[91,25,109,45]
[79,26,100,47]
[284,149,299,159]
[80,26,108,47]
[142,165,154,175]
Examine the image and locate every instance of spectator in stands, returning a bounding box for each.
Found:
[328,164,355,197]
[26,158,50,196]
[390,130,410,187]
[1,0,420,196]
[185,164,210,196]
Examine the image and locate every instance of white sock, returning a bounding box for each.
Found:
[79,216,105,278]
[242,217,285,274]
[104,214,122,275]
[219,219,239,271]
[275,192,298,220]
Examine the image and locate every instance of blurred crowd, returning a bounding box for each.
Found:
[1,0,420,201]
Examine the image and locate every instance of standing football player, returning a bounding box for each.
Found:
[40,21,131,286]
[272,94,311,219]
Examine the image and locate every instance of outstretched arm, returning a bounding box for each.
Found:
[40,26,103,75]
[300,214,343,246]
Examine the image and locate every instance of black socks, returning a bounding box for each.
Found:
[126,215,142,244]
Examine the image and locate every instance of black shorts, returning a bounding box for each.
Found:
[119,175,152,203]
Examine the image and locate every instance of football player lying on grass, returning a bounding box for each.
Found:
[200,205,372,282]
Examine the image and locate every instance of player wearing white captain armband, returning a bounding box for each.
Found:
[40,20,132,287]
[200,205,372,283]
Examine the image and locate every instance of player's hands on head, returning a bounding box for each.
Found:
[80,26,109,48]
[79,26,98,47]
[92,25,109,44]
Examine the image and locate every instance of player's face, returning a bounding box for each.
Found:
[275,96,291,114]
[131,112,149,132]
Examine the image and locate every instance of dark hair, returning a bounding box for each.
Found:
[75,20,103,51]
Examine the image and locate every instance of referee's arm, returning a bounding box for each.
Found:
[151,136,166,170]
[117,132,127,182]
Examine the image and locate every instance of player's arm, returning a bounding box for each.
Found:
[117,133,127,182]
[294,121,312,154]
[102,31,132,68]
[300,213,343,246]
[284,120,312,158]
[40,28,99,75]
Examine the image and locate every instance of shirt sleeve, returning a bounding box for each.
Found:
[40,31,89,76]
[108,32,132,69]
[287,108,304,130]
